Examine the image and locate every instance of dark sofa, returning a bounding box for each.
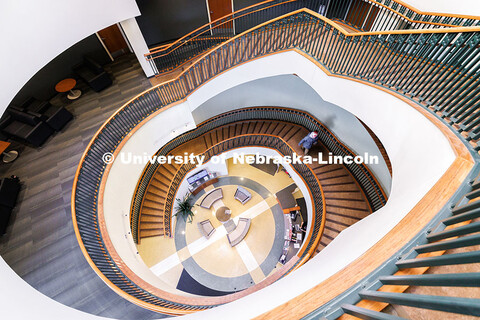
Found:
[0,177,21,236]
[73,56,112,92]
[0,108,53,147]
[20,97,73,132]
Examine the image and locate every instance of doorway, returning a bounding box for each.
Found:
[97,24,130,59]
[207,0,234,22]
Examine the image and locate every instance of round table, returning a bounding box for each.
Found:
[0,141,18,163]
[215,206,232,222]
[55,78,81,100]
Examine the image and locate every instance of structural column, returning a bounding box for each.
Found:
[119,18,155,77]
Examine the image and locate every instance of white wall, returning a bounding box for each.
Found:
[102,51,454,319]
[120,18,156,77]
[401,0,480,16]
[0,50,456,320]
[178,50,455,320]
[0,0,141,112]
[103,103,196,295]
[192,75,392,195]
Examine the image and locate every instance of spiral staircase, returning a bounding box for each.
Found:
[71,0,480,318]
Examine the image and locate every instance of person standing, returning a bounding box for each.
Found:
[298,131,319,155]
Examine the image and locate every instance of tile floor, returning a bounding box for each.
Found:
[137,160,302,295]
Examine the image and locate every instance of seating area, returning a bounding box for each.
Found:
[19,97,73,132]
[196,186,252,247]
[234,186,251,205]
[0,97,73,147]
[73,56,112,92]
[199,188,223,209]
[0,106,54,148]
[197,219,215,239]
[227,218,251,247]
[0,177,21,236]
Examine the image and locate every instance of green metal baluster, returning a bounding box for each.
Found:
[313,21,329,61]
[337,35,357,74]
[433,34,480,108]
[390,33,432,91]
[420,33,475,102]
[348,35,372,76]
[358,290,480,316]
[444,62,480,120]
[403,33,448,93]
[413,34,468,99]
[355,35,384,78]
[450,91,480,127]
[365,34,396,80]
[305,19,322,56]
[382,34,420,87]
[343,35,363,75]
[375,34,410,83]
[357,35,385,79]
[330,33,349,73]
[323,27,339,68]
[363,34,388,80]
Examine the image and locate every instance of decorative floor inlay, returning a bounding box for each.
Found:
[142,160,305,296]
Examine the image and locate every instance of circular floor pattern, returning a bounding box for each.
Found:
[174,176,285,293]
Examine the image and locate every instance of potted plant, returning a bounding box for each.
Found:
[174,193,195,223]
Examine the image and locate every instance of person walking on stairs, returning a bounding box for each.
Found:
[298,131,319,155]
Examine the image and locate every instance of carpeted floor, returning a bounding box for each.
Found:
[0,54,169,319]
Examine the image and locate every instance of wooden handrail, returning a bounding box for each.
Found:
[98,134,324,311]
[151,8,480,89]
[147,0,290,55]
[72,5,480,315]
[360,0,480,28]
[145,0,480,75]
[149,0,480,55]
[252,52,475,320]
[131,106,387,242]
[389,0,480,20]
[161,133,325,256]
[146,0,480,56]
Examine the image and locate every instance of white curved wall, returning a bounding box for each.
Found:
[179,50,455,319]
[100,50,454,319]
[0,0,470,319]
[402,0,480,16]
[103,104,196,295]
[192,75,392,194]
[0,0,140,112]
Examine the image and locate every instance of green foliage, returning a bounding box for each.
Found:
[173,193,195,224]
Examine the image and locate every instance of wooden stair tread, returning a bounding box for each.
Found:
[142,199,164,209]
[141,207,164,216]
[136,118,373,248]
[141,215,164,223]
[140,222,164,230]
[140,230,164,238]
[145,193,166,203]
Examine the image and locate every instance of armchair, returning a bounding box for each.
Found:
[0,177,21,236]
[73,56,112,92]
[20,97,73,131]
[0,108,53,147]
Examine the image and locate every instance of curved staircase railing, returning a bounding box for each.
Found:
[75,132,324,314]
[73,6,480,316]
[146,0,324,75]
[164,133,325,267]
[146,0,480,76]
[131,106,387,243]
